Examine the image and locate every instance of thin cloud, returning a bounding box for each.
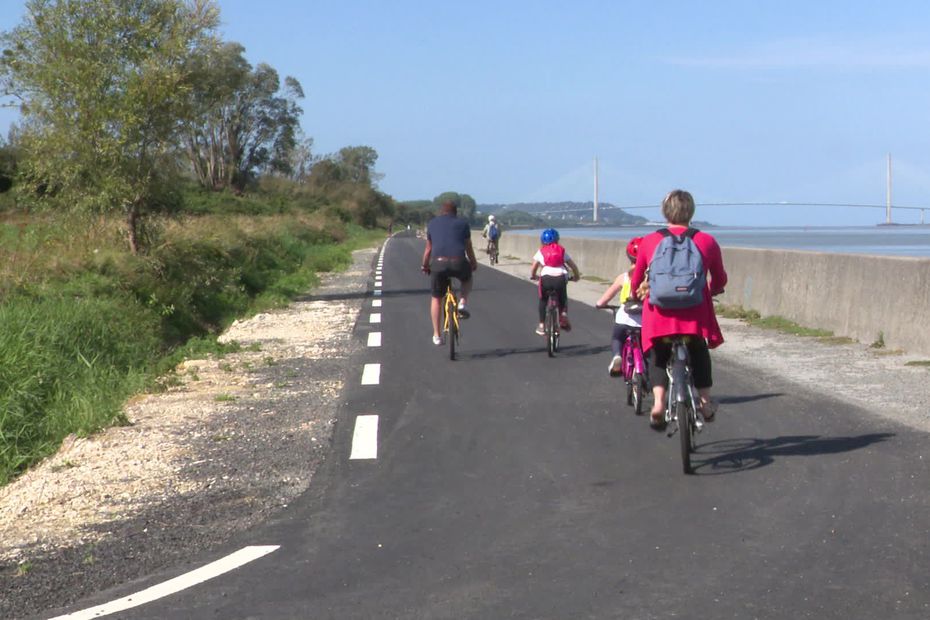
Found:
[665,37,930,69]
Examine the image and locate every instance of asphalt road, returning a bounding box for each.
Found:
[44,233,930,619]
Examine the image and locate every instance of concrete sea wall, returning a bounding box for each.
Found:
[476,230,930,355]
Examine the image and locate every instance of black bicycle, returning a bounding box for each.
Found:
[530,275,563,357]
[486,239,499,265]
[662,335,703,474]
[542,288,560,357]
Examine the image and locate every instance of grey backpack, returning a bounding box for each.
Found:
[647,228,706,309]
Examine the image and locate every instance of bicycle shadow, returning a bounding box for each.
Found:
[717,393,784,405]
[691,433,895,475]
[464,344,610,360]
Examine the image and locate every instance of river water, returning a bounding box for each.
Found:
[512,225,930,258]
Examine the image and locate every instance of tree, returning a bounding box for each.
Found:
[0,136,17,193]
[335,146,382,186]
[183,42,304,193]
[0,0,220,252]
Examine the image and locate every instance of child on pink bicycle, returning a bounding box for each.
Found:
[529,228,581,335]
[595,237,645,376]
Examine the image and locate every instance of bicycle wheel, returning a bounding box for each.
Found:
[631,372,644,415]
[675,401,693,474]
[443,294,457,361]
[545,305,557,357]
[448,319,457,360]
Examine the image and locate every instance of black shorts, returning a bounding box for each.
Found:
[648,337,713,390]
[430,258,472,298]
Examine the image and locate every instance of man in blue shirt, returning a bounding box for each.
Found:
[421,201,478,345]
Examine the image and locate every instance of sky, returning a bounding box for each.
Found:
[2,0,930,226]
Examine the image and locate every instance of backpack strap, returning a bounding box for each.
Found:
[660,227,699,241]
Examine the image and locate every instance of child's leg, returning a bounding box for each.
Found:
[611,324,626,356]
[537,279,547,323]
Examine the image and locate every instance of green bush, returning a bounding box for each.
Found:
[0,189,388,485]
[0,295,159,484]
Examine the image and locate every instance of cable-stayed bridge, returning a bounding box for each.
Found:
[526,201,930,224]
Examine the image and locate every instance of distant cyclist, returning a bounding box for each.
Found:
[481,214,502,257]
[529,228,581,335]
[422,200,478,345]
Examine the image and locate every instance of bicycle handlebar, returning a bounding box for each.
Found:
[529,274,580,282]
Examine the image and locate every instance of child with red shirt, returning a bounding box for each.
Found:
[529,228,581,335]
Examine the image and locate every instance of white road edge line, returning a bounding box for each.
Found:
[349,414,379,460]
[368,332,382,347]
[49,546,280,620]
[361,363,381,385]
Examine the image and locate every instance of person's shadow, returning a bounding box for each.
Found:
[691,433,895,475]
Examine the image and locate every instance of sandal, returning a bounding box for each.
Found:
[699,399,718,422]
[649,412,667,431]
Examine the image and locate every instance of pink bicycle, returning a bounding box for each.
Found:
[621,327,649,415]
[603,305,649,415]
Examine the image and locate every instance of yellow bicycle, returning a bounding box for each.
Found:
[442,283,461,360]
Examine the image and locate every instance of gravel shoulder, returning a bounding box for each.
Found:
[3,243,929,619]
[0,247,378,620]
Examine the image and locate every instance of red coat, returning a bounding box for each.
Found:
[630,226,728,352]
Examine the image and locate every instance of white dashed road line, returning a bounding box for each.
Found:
[349,415,379,460]
[370,313,382,324]
[374,289,382,296]
[361,363,381,385]
[372,299,382,308]
[49,546,280,620]
[368,332,382,347]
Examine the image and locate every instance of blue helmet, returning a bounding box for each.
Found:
[540,228,559,244]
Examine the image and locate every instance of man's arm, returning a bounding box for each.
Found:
[422,238,432,271]
[465,238,478,270]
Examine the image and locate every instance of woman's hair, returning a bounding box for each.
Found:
[661,189,695,225]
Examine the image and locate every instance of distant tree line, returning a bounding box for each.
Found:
[0,0,393,252]
[395,191,478,227]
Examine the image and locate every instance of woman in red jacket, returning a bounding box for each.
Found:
[630,190,727,430]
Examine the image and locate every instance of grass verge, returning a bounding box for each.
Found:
[717,304,855,344]
[0,212,385,485]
